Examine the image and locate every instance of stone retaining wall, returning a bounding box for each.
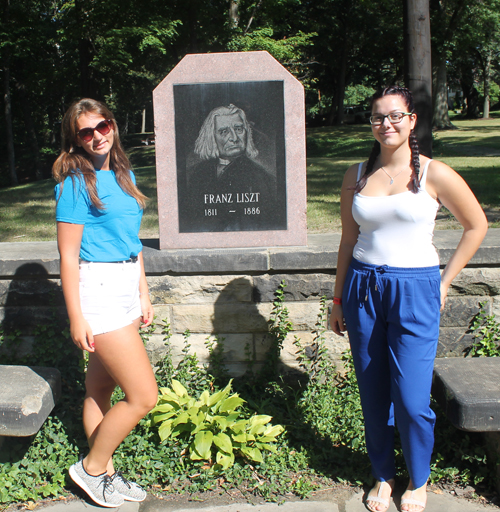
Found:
[1,230,500,374]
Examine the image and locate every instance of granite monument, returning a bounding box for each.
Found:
[153,51,306,249]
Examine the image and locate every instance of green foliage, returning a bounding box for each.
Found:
[431,401,491,487]
[466,302,500,357]
[1,285,499,506]
[259,280,293,380]
[344,85,375,107]
[227,27,316,86]
[151,379,284,470]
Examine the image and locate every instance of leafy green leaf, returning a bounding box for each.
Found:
[171,379,188,397]
[218,395,245,413]
[240,446,264,463]
[193,431,213,460]
[213,432,232,454]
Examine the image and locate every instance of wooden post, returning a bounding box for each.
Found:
[404,0,433,157]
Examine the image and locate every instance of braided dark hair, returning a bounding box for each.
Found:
[355,85,420,194]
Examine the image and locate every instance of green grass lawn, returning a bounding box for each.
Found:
[1,114,499,242]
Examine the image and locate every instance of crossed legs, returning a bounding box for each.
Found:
[82,319,158,476]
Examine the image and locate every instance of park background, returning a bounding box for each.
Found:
[1,0,500,188]
[2,0,500,510]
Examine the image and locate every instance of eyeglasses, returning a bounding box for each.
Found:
[78,119,113,142]
[369,112,413,125]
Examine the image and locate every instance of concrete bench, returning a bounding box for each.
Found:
[433,357,500,431]
[433,357,500,491]
[0,365,61,440]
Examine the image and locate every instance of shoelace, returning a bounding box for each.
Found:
[99,475,117,499]
[113,471,132,489]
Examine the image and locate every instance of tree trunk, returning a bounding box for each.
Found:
[3,0,17,186]
[461,68,480,119]
[15,80,42,180]
[432,54,454,129]
[404,0,433,157]
[141,108,146,133]
[75,0,97,97]
[483,50,491,119]
[334,46,348,126]
[326,40,348,126]
[229,0,239,28]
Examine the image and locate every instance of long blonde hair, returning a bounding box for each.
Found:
[52,98,146,209]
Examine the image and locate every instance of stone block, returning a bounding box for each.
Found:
[449,268,500,296]
[145,333,170,366]
[324,331,351,356]
[285,302,325,331]
[150,305,171,325]
[433,358,500,431]
[143,246,270,273]
[0,242,60,277]
[146,332,253,377]
[253,274,334,303]
[0,335,35,360]
[0,365,61,436]
[436,328,474,357]
[171,304,270,334]
[269,248,338,271]
[253,330,349,375]
[492,296,500,318]
[440,296,485,327]
[170,333,252,365]
[148,275,252,304]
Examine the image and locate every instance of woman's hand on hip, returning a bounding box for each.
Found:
[330,304,346,336]
[70,317,95,352]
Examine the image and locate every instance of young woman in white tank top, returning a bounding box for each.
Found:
[329,86,487,512]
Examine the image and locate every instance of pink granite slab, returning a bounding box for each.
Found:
[153,51,306,249]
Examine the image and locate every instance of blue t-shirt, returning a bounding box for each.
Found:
[55,170,143,262]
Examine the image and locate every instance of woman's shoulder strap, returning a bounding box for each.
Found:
[356,162,364,181]
[419,159,433,188]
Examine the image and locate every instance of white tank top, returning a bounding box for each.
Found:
[352,160,440,267]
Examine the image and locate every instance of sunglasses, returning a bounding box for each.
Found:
[78,119,113,142]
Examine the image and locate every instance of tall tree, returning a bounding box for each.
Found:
[404,0,433,156]
[430,0,468,129]
[2,0,17,185]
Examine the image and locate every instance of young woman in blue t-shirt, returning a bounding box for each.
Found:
[53,98,158,507]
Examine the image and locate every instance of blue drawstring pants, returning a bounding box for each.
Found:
[342,258,441,488]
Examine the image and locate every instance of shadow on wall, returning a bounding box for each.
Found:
[210,277,371,485]
[0,263,69,363]
[210,277,301,378]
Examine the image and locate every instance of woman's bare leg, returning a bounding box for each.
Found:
[83,352,117,474]
[82,321,158,476]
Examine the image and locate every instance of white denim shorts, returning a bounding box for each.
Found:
[79,259,141,336]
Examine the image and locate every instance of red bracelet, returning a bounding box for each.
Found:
[333,297,342,305]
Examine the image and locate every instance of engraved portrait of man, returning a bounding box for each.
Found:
[181,104,278,232]
[175,81,287,234]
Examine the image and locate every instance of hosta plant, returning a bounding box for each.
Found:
[150,379,285,469]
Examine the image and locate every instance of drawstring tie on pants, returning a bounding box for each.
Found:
[360,265,389,303]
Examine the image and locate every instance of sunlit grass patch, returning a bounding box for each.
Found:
[1,114,499,241]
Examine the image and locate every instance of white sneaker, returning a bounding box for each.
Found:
[111,471,147,502]
[69,459,124,508]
